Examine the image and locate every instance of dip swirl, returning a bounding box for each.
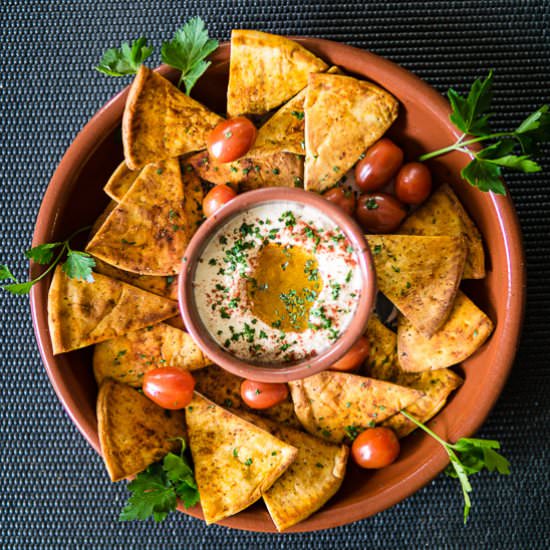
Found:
[193,201,362,363]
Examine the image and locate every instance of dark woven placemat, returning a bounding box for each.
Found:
[2,1,549,548]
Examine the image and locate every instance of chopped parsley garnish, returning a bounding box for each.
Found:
[291,110,304,120]
[366,198,379,210]
[279,211,296,227]
[330,281,341,299]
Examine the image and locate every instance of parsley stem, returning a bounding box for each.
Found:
[400,410,451,448]
[418,132,514,161]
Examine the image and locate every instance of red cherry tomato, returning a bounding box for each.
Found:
[356,192,407,233]
[351,427,401,469]
[394,162,433,205]
[355,138,404,192]
[331,336,370,372]
[142,367,195,410]
[202,184,237,218]
[322,187,356,216]
[240,380,289,410]
[207,117,257,163]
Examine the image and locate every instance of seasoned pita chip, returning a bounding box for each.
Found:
[104,161,140,201]
[123,65,223,169]
[93,258,178,300]
[304,73,398,192]
[398,291,494,372]
[288,371,423,443]
[181,165,204,235]
[227,30,328,117]
[234,411,348,532]
[93,323,210,386]
[86,159,190,276]
[187,151,303,190]
[185,393,297,524]
[90,201,117,238]
[366,235,467,337]
[97,379,185,481]
[194,365,302,429]
[365,315,463,438]
[398,184,485,279]
[48,266,178,354]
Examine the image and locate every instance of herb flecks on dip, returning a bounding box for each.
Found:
[193,202,361,363]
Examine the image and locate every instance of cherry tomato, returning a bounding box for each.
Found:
[355,138,404,192]
[202,184,237,218]
[142,367,195,410]
[322,187,356,216]
[331,336,370,372]
[207,117,257,163]
[394,162,433,205]
[351,427,400,469]
[240,380,289,410]
[356,192,407,233]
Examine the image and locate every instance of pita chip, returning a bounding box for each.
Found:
[97,379,185,481]
[397,290,494,372]
[93,322,211,387]
[365,315,463,438]
[288,371,423,443]
[123,65,223,169]
[48,266,178,354]
[366,235,467,337]
[227,30,328,117]
[86,159,191,276]
[90,201,117,238]
[398,184,485,279]
[185,393,297,524]
[304,73,398,192]
[104,161,140,201]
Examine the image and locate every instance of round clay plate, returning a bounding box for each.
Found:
[29,38,525,532]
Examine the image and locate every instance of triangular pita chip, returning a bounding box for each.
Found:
[97,379,185,481]
[123,65,223,169]
[398,184,485,279]
[234,410,348,532]
[397,290,494,372]
[86,159,191,276]
[288,371,423,443]
[226,30,328,117]
[304,73,398,192]
[366,235,467,337]
[93,322,211,387]
[185,392,297,524]
[48,266,178,354]
[194,365,302,429]
[104,160,140,201]
[365,315,463,438]
[187,151,303,190]
[90,201,117,238]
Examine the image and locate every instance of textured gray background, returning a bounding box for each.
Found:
[1,1,549,548]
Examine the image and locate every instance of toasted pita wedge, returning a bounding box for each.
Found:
[398,184,485,279]
[97,379,185,481]
[187,151,303,190]
[123,66,223,169]
[234,410,348,532]
[93,323,210,387]
[93,258,178,300]
[48,266,178,354]
[397,290,494,372]
[90,201,117,238]
[104,161,140,201]
[194,365,302,429]
[288,371,423,443]
[365,315,463,437]
[227,30,328,117]
[86,159,190,276]
[304,73,398,192]
[185,393,298,524]
[366,235,467,337]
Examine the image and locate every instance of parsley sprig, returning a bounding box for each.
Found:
[0,227,95,295]
[419,71,550,195]
[400,410,510,523]
[95,37,154,76]
[119,440,199,522]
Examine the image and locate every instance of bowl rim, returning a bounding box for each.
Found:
[28,36,526,533]
[178,186,376,383]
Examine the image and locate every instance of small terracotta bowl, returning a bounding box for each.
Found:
[178,187,376,383]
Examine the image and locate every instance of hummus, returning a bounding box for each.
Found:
[193,201,362,363]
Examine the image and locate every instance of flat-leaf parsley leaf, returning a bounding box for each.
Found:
[96,37,153,76]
